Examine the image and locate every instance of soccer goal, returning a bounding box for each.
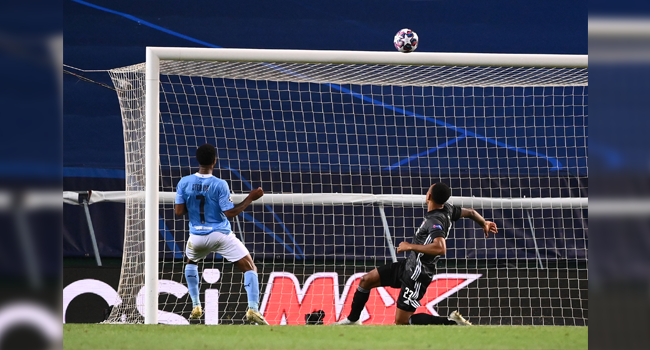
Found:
[106,48,588,326]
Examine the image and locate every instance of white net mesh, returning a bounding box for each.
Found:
[107,56,587,326]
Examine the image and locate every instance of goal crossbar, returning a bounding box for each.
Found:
[146,47,588,68]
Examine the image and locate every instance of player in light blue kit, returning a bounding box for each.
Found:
[175,144,268,325]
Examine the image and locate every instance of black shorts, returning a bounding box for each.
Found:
[377,260,431,313]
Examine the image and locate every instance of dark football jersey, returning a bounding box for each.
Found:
[404,203,462,282]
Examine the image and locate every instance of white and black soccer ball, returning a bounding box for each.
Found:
[393,28,419,53]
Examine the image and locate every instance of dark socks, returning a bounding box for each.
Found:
[409,313,457,325]
[347,286,370,322]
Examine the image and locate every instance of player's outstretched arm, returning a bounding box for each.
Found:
[460,208,498,237]
[397,237,446,256]
[223,187,264,218]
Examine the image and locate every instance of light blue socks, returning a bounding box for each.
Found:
[243,270,260,311]
[186,265,259,310]
[185,264,200,307]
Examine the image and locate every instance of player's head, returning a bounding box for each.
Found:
[427,182,452,205]
[196,144,216,166]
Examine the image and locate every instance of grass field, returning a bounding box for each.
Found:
[64,324,587,350]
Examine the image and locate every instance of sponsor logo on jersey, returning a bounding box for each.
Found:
[260,272,481,325]
[432,224,442,230]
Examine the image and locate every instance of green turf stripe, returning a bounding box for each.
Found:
[64,324,587,350]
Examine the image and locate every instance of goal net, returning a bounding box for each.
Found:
[106,48,588,326]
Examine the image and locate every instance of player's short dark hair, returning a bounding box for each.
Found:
[430,182,452,204]
[196,144,216,166]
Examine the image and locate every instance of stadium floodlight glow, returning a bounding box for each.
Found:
[108,47,587,325]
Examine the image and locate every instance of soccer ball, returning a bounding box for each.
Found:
[393,28,419,53]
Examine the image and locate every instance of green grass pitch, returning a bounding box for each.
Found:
[64,324,587,350]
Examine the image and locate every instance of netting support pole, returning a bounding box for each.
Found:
[144,48,160,324]
[378,205,398,263]
[234,214,245,243]
[15,205,41,289]
[526,210,544,269]
[82,199,102,267]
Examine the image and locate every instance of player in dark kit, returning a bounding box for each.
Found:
[334,182,498,325]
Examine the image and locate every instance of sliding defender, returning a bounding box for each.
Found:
[175,144,268,325]
[335,183,498,326]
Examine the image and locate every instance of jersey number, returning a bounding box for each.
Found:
[196,195,206,224]
[403,287,416,300]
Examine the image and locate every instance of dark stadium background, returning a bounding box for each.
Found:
[63,0,587,260]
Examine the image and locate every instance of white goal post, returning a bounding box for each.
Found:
[136,47,588,325]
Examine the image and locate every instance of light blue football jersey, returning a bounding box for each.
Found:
[175,173,235,235]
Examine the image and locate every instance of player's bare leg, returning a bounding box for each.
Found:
[394,308,414,325]
[334,268,382,325]
[359,268,382,289]
[234,254,268,325]
[233,254,257,273]
[185,258,203,319]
